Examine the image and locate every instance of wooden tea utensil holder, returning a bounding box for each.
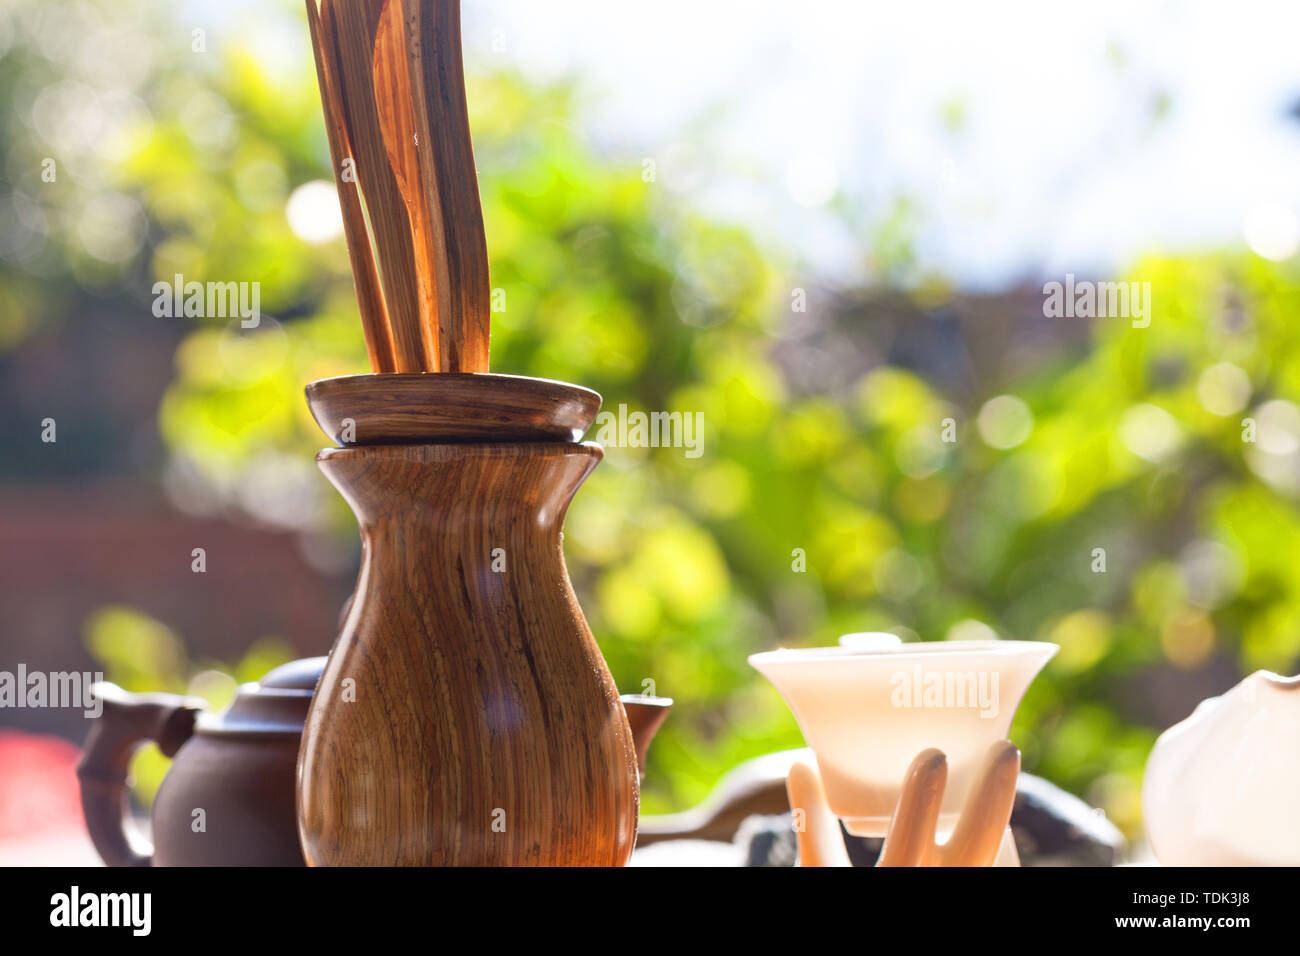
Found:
[298,1,639,865]
[298,376,639,865]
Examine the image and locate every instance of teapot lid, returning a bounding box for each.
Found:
[197,657,326,737]
[258,656,329,691]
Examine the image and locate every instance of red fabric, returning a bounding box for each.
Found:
[0,730,86,838]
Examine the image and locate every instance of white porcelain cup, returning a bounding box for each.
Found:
[750,637,1056,836]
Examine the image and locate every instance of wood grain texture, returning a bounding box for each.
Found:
[296,440,639,865]
[372,0,441,368]
[309,0,489,374]
[305,372,601,445]
[306,0,396,372]
[410,0,491,372]
[326,0,429,371]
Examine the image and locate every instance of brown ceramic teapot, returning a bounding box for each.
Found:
[78,657,671,866]
[78,657,325,867]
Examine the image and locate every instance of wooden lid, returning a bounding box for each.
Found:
[306,372,602,445]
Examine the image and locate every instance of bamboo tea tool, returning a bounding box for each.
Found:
[787,742,1022,867]
[297,0,639,866]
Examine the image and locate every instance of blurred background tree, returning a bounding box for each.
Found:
[3,0,1300,840]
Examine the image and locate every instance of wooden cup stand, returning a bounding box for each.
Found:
[787,742,1022,867]
[297,0,639,865]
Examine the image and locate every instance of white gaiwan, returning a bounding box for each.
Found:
[749,632,1056,837]
[1142,670,1300,866]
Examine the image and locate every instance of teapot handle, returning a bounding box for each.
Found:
[76,683,204,867]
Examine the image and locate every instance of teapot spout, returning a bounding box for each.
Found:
[620,694,673,777]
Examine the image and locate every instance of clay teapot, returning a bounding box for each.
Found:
[78,657,325,867]
[78,657,671,866]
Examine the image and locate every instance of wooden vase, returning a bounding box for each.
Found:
[297,374,639,865]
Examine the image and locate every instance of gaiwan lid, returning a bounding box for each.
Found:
[196,657,325,737]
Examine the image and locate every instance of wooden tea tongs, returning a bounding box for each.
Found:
[305,0,490,374]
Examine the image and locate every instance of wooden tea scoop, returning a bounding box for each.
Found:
[372,0,440,368]
[324,0,430,371]
[406,0,491,372]
[306,0,395,372]
[309,0,490,373]
[372,0,490,372]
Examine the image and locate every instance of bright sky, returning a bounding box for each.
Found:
[234,0,1300,288]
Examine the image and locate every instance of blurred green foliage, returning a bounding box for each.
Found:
[5,0,1300,839]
